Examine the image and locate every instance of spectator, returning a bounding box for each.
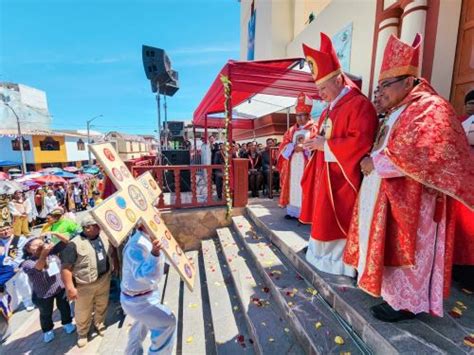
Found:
[54,185,66,207]
[8,190,31,237]
[261,138,280,196]
[208,135,219,164]
[73,184,83,212]
[213,143,226,199]
[91,191,103,207]
[247,142,263,197]
[44,189,59,215]
[41,208,79,253]
[0,222,33,332]
[22,238,75,343]
[60,213,114,348]
[0,224,14,344]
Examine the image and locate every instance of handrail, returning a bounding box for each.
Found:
[131,164,226,209]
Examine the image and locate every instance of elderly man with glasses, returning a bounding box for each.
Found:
[344,33,474,322]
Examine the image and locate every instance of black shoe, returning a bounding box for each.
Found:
[370,302,416,322]
[284,214,296,220]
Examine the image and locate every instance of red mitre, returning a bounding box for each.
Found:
[295,92,313,114]
[302,33,342,85]
[379,33,422,81]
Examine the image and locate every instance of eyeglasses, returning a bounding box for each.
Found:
[380,76,408,90]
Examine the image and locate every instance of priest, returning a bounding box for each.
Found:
[300,33,378,277]
[277,92,317,219]
[452,90,474,292]
[344,34,474,321]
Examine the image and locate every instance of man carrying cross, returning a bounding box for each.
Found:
[87,143,195,353]
[121,229,176,354]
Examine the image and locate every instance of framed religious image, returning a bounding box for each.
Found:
[293,129,311,145]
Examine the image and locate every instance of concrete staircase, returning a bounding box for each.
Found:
[158,202,473,354]
[244,201,474,355]
[5,202,472,354]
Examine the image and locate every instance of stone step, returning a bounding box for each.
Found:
[232,215,366,355]
[201,239,256,354]
[247,202,473,354]
[216,227,304,355]
[180,250,216,355]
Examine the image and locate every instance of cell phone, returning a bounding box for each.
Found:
[44,234,52,244]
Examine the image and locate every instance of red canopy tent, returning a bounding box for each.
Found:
[193,58,321,140]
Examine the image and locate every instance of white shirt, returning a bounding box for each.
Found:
[324,86,351,162]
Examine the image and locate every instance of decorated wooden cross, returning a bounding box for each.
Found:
[89,142,195,291]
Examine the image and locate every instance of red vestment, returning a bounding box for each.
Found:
[344,80,474,298]
[453,115,474,265]
[299,88,378,240]
[277,120,317,208]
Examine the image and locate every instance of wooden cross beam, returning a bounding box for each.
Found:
[89,143,195,291]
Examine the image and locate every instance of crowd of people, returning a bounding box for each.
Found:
[208,136,281,199]
[0,31,472,354]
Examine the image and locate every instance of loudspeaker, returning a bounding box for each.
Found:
[151,75,179,96]
[166,121,184,137]
[161,150,191,193]
[142,45,171,81]
[162,149,190,165]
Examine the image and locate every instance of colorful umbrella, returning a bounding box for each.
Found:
[15,172,43,182]
[39,167,63,174]
[33,175,67,185]
[53,171,78,178]
[63,166,79,173]
[22,180,41,190]
[82,166,100,175]
[0,181,25,194]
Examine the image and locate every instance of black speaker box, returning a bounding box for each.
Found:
[142,45,170,81]
[161,150,191,193]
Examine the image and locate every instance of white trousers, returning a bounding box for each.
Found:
[6,271,33,311]
[121,291,176,355]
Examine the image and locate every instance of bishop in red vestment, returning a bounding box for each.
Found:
[344,34,474,322]
[277,93,317,219]
[299,33,378,277]
[452,90,474,291]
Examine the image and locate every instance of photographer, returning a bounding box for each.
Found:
[22,237,75,343]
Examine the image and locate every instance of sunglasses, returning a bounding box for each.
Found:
[380,76,408,90]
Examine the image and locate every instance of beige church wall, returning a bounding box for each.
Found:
[430,0,462,100]
[286,0,377,95]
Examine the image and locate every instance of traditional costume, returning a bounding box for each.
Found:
[300,33,378,277]
[121,230,176,354]
[277,93,317,218]
[344,34,474,317]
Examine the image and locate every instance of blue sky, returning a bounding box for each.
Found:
[1,0,241,134]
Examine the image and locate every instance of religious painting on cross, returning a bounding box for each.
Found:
[89,142,195,291]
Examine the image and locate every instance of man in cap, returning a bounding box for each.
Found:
[299,33,378,276]
[344,34,474,321]
[60,212,114,347]
[277,92,317,219]
[121,228,176,354]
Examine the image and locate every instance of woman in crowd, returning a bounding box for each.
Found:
[22,237,76,343]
